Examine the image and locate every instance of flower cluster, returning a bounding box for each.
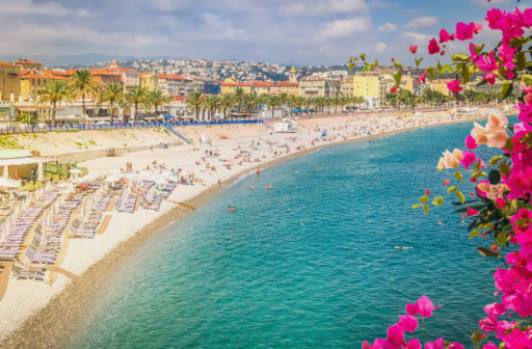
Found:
[364,5,532,349]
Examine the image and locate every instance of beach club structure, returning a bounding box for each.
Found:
[0,150,48,183]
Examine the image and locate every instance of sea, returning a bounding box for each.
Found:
[70,121,497,349]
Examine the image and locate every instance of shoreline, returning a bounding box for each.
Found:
[0,113,486,349]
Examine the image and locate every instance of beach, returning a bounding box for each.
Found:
[0,109,494,348]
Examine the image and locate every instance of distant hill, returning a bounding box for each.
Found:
[0,53,137,68]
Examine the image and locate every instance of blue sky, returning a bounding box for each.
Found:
[0,0,524,65]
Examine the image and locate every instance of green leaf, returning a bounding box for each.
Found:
[422,205,430,216]
[515,52,526,71]
[452,53,470,62]
[447,185,457,194]
[411,203,421,209]
[477,246,499,258]
[488,155,504,165]
[454,172,463,181]
[455,190,466,204]
[468,230,479,239]
[523,74,532,86]
[498,80,513,102]
[360,53,366,62]
[415,58,423,68]
[392,71,402,86]
[426,67,435,80]
[419,195,429,204]
[431,196,445,206]
[510,36,530,48]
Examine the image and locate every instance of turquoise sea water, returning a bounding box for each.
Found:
[71,122,497,349]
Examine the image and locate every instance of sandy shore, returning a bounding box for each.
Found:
[0,109,492,348]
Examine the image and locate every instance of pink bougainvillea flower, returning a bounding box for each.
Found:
[495,197,507,209]
[447,79,463,94]
[460,151,476,170]
[483,73,496,85]
[443,179,450,186]
[439,50,445,56]
[428,38,440,54]
[439,28,452,43]
[398,315,418,333]
[486,8,504,29]
[390,86,398,95]
[424,338,445,349]
[424,188,431,196]
[465,135,478,149]
[406,339,421,349]
[468,43,480,62]
[474,22,483,34]
[409,45,418,54]
[467,208,479,216]
[476,51,498,72]
[455,21,475,40]
[386,324,405,348]
[417,70,428,84]
[482,342,498,349]
[408,295,437,318]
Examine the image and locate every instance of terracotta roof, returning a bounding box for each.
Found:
[90,68,121,76]
[21,70,67,80]
[221,80,298,88]
[0,60,15,68]
[158,74,190,81]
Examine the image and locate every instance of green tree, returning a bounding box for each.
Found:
[187,91,203,120]
[204,94,220,121]
[125,86,147,122]
[98,83,123,124]
[70,69,99,122]
[146,90,170,117]
[37,80,71,126]
[219,93,234,119]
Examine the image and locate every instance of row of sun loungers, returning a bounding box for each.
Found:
[71,192,113,238]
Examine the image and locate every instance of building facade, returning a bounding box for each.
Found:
[299,76,341,98]
[0,62,21,102]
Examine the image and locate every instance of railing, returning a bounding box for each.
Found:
[0,119,265,135]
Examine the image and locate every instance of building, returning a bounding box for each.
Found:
[157,74,193,97]
[299,76,341,98]
[107,60,140,91]
[341,76,354,97]
[140,72,158,92]
[220,78,299,96]
[89,68,122,86]
[424,79,451,96]
[203,81,221,95]
[20,70,68,101]
[14,59,43,71]
[0,61,21,102]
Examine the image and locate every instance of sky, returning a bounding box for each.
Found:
[0,0,525,65]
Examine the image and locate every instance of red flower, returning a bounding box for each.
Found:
[390,86,398,94]
[447,79,463,94]
[439,28,452,43]
[427,38,440,54]
[409,45,418,54]
[455,21,475,40]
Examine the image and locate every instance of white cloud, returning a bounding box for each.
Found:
[318,17,371,38]
[201,13,244,39]
[281,0,367,16]
[0,0,90,17]
[402,31,432,43]
[404,16,437,29]
[374,42,387,53]
[378,22,397,32]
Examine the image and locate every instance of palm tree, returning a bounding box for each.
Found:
[125,86,147,122]
[187,91,203,120]
[233,88,246,117]
[37,80,71,126]
[219,93,234,119]
[70,69,99,122]
[98,83,123,124]
[266,95,281,119]
[146,90,170,117]
[204,95,220,121]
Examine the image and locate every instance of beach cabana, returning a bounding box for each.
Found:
[0,150,49,181]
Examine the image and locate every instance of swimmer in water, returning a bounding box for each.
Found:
[250,185,256,191]
[264,183,273,190]
[227,205,237,213]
